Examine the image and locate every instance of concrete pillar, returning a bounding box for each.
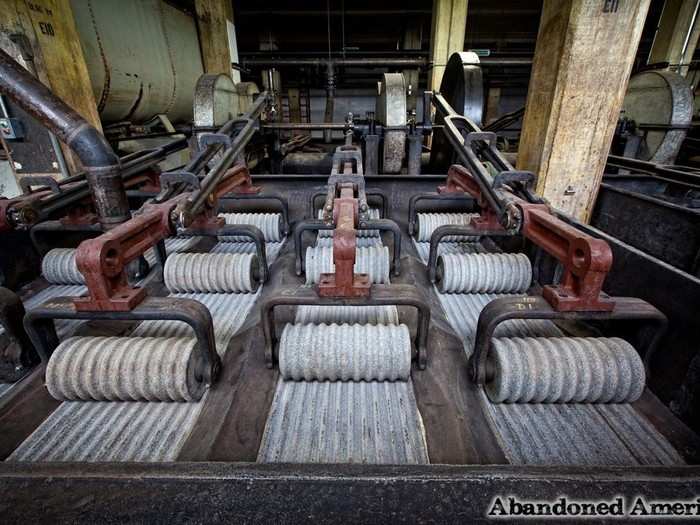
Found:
[194,0,239,81]
[648,0,700,76]
[429,0,468,92]
[517,0,651,222]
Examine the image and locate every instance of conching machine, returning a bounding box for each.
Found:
[0,49,699,520]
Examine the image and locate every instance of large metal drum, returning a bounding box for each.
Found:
[71,0,204,124]
[622,70,693,164]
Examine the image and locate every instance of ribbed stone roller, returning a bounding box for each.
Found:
[295,305,399,325]
[416,212,480,242]
[164,252,259,293]
[317,208,380,238]
[218,213,282,242]
[485,337,645,404]
[437,253,532,293]
[42,248,85,285]
[45,336,206,402]
[279,323,411,381]
[305,245,390,285]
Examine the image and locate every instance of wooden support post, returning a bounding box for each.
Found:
[1,0,102,175]
[403,22,422,112]
[485,87,501,125]
[194,0,237,80]
[429,0,468,92]
[648,0,700,76]
[517,0,651,222]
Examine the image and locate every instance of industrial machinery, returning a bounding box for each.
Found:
[0,47,699,522]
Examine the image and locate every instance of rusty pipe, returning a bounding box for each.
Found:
[0,49,129,228]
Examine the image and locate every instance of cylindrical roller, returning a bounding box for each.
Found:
[218,213,282,242]
[416,212,480,242]
[315,236,382,248]
[164,252,259,293]
[279,323,411,381]
[295,305,399,325]
[42,248,84,285]
[317,208,380,238]
[305,245,390,285]
[437,253,532,293]
[486,337,645,404]
[45,336,205,402]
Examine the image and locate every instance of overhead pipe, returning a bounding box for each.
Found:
[241,57,429,68]
[0,49,129,228]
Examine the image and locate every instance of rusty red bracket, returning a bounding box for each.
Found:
[520,205,614,311]
[74,199,178,311]
[73,164,258,312]
[436,164,615,312]
[318,183,371,298]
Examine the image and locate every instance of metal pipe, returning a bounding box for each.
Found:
[241,57,429,68]
[0,49,128,228]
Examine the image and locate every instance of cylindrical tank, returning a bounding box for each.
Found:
[70,0,204,124]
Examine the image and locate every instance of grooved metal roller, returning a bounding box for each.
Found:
[45,336,206,402]
[164,252,260,293]
[485,337,645,404]
[279,323,411,381]
[317,208,380,238]
[416,212,480,242]
[305,245,390,285]
[42,248,85,285]
[218,212,282,242]
[437,253,532,293]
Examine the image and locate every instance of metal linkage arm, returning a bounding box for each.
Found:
[168,93,268,227]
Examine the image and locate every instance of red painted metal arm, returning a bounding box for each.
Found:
[520,205,614,311]
[74,200,176,311]
[318,183,370,297]
[438,165,503,230]
[72,163,259,312]
[436,164,615,312]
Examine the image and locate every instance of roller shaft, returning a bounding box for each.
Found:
[486,337,645,404]
[219,213,282,242]
[416,212,480,242]
[45,336,205,402]
[42,248,84,285]
[164,252,259,293]
[437,253,532,293]
[295,305,399,325]
[305,245,390,285]
[279,323,411,381]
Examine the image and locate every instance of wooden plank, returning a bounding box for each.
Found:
[194,0,234,76]
[517,0,651,222]
[429,0,468,92]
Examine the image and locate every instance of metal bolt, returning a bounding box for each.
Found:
[564,185,576,195]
